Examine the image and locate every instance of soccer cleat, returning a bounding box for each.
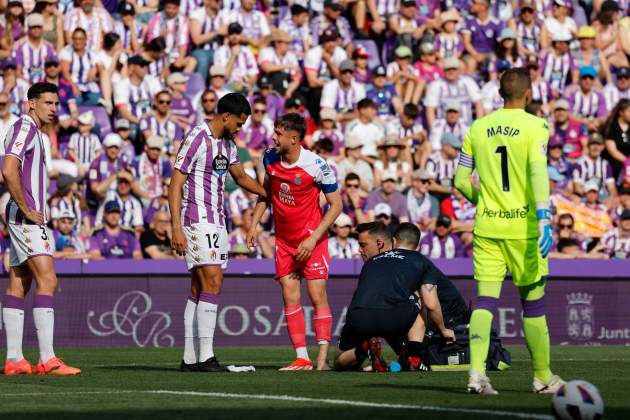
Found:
[533,375,566,394]
[467,369,498,395]
[179,360,199,372]
[197,357,228,372]
[37,358,81,375]
[278,358,313,371]
[4,359,35,375]
[368,337,388,373]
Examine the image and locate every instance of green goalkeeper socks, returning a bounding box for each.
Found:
[523,315,552,383]
[469,308,494,374]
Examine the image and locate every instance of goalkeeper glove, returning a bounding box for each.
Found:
[536,208,553,258]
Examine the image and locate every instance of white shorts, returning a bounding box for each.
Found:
[7,223,54,267]
[183,223,229,271]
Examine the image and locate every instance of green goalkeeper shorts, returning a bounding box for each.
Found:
[473,235,549,286]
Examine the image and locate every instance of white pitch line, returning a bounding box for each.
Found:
[0,389,553,419]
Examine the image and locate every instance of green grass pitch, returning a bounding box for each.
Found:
[0,345,628,419]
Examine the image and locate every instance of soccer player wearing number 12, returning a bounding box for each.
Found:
[454,68,565,395]
[169,93,267,372]
[2,83,80,375]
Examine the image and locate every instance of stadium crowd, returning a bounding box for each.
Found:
[0,0,629,267]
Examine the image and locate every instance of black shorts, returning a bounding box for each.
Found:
[338,303,420,353]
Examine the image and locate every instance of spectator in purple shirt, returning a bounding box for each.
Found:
[565,66,608,131]
[52,210,92,260]
[461,0,504,73]
[167,72,196,133]
[87,133,132,205]
[238,97,274,157]
[89,200,142,259]
[248,76,286,121]
[41,59,78,129]
[419,214,465,259]
[311,0,354,54]
[139,90,184,155]
[540,30,579,99]
[13,13,57,84]
[365,171,409,222]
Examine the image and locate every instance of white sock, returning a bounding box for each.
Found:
[197,292,218,362]
[3,307,25,361]
[33,304,56,363]
[183,298,198,364]
[296,347,309,360]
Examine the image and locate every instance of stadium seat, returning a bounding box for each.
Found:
[78,106,112,137]
[355,39,381,69]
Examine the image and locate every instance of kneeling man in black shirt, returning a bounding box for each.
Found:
[334,222,466,372]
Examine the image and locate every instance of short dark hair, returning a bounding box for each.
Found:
[290,3,308,15]
[217,93,252,117]
[103,32,120,51]
[155,89,171,99]
[146,36,166,53]
[253,96,267,107]
[344,172,360,183]
[356,221,392,242]
[500,68,532,102]
[403,103,420,119]
[27,82,58,100]
[315,137,334,153]
[72,27,87,37]
[558,213,575,225]
[357,98,376,110]
[275,113,307,140]
[557,238,579,253]
[163,0,180,5]
[394,223,421,248]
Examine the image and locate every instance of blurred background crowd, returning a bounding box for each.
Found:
[0,0,629,265]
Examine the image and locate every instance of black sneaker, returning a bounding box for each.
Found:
[180,360,199,372]
[197,357,228,372]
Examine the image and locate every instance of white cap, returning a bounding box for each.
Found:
[146,135,165,149]
[345,134,362,149]
[56,209,76,220]
[552,29,573,42]
[381,169,397,182]
[334,213,353,227]
[584,179,599,193]
[320,108,337,121]
[374,202,392,217]
[167,72,189,85]
[78,111,94,126]
[26,13,44,28]
[103,133,123,148]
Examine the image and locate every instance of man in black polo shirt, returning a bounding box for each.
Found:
[334,222,458,372]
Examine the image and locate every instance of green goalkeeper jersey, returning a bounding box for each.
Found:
[462,108,549,240]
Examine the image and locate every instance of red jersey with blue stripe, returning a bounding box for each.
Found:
[263,147,338,248]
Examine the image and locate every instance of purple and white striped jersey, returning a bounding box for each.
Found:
[63,6,113,51]
[213,45,259,86]
[310,14,353,46]
[174,123,240,227]
[12,39,57,84]
[374,0,398,18]
[601,228,630,259]
[419,231,464,259]
[180,0,203,16]
[146,13,190,56]
[320,79,366,114]
[58,45,99,92]
[95,191,144,229]
[238,116,274,151]
[278,18,312,56]
[424,76,482,124]
[565,86,607,119]
[147,55,168,81]
[132,153,173,199]
[113,76,163,120]
[328,236,360,259]
[228,188,254,221]
[312,128,345,156]
[516,21,542,54]
[425,151,458,188]
[571,156,615,188]
[480,80,504,113]
[541,51,577,93]
[113,20,144,52]
[50,196,82,233]
[222,8,271,41]
[531,78,552,105]
[3,115,48,225]
[190,6,224,50]
[435,33,464,59]
[603,83,630,111]
[67,132,102,167]
[139,114,184,154]
[429,118,469,151]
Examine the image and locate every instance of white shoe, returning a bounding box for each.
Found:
[533,374,566,394]
[467,369,499,395]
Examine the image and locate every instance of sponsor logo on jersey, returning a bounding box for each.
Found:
[212,154,229,175]
[280,182,290,193]
[481,204,530,219]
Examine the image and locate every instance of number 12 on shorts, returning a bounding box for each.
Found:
[495,145,510,192]
[206,233,219,249]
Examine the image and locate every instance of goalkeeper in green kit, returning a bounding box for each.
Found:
[454,68,565,395]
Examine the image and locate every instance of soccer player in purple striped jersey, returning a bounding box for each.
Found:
[169,93,267,373]
[1,82,80,376]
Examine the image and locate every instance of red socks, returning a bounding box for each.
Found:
[313,305,332,344]
[284,304,307,349]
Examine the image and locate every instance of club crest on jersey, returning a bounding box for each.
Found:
[294,173,302,185]
[212,154,229,175]
[210,250,217,259]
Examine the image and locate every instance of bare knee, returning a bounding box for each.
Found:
[280,274,301,306]
[35,272,57,295]
[308,284,328,307]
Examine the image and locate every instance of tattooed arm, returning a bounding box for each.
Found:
[420,283,455,342]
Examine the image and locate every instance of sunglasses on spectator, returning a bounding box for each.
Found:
[559,224,574,229]
[346,183,360,189]
[619,76,630,80]
[421,180,431,184]
[253,108,267,114]
[341,69,354,74]
[521,7,534,13]
[0,102,7,107]
[203,97,216,103]
[581,76,595,80]
[158,99,171,105]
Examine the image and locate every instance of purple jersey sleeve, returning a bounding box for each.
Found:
[5,119,34,161]
[174,131,202,174]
